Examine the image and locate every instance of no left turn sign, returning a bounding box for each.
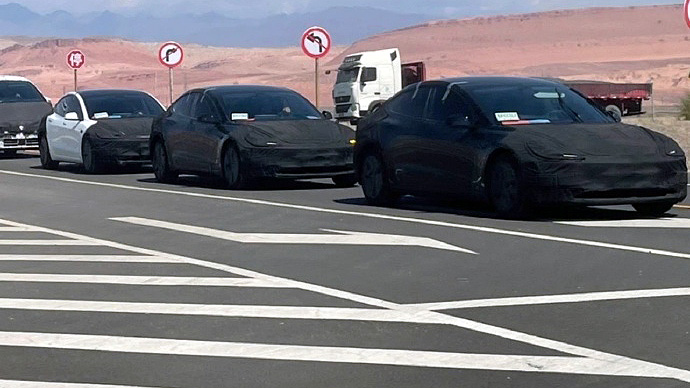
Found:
[301,27,331,59]
[159,41,184,68]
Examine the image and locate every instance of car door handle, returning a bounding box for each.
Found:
[374,92,381,95]
[47,118,53,123]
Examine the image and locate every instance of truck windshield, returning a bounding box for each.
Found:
[216,90,322,121]
[465,84,614,125]
[336,68,360,84]
[0,81,45,103]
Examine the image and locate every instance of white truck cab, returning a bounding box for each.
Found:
[332,48,425,121]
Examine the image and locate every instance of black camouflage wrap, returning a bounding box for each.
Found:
[86,117,153,163]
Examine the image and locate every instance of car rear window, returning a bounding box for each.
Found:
[0,81,45,103]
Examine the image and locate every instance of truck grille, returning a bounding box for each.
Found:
[335,96,351,104]
[335,105,351,113]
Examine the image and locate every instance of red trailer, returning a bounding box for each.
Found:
[561,80,653,118]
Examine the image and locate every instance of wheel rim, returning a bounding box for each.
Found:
[362,156,383,199]
[491,163,518,211]
[153,143,166,178]
[224,147,240,186]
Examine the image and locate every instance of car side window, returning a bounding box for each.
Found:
[192,95,218,121]
[64,96,83,120]
[172,93,199,118]
[426,86,473,123]
[386,86,431,118]
[54,97,68,117]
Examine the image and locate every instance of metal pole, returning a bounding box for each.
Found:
[73,69,77,92]
[168,68,174,106]
[315,58,320,109]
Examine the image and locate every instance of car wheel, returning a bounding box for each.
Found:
[222,145,246,189]
[360,153,399,206]
[81,137,102,174]
[332,174,358,188]
[152,141,178,183]
[39,136,58,169]
[488,155,531,219]
[633,202,675,216]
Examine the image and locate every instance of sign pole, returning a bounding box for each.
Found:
[168,67,174,106]
[73,69,78,92]
[315,58,320,109]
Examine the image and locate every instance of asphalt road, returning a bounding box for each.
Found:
[0,153,688,388]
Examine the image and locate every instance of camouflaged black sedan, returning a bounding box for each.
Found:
[354,77,687,218]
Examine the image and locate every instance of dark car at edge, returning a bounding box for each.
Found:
[150,85,357,188]
[354,77,687,218]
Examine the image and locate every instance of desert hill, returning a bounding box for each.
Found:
[1,5,690,107]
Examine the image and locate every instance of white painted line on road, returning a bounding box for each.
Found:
[110,217,476,254]
[1,170,688,260]
[0,239,101,246]
[0,255,179,263]
[0,273,284,288]
[0,227,31,232]
[1,218,688,382]
[0,379,166,388]
[557,218,690,228]
[0,298,434,324]
[406,287,690,311]
[0,331,687,380]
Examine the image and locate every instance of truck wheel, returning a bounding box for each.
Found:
[605,105,622,121]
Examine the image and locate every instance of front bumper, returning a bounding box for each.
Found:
[522,157,688,205]
[334,103,361,119]
[91,138,151,164]
[242,146,354,179]
[0,133,39,150]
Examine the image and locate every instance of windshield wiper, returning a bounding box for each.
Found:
[556,89,583,123]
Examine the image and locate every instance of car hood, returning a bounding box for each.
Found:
[242,119,352,147]
[88,117,153,140]
[511,122,664,157]
[0,101,52,134]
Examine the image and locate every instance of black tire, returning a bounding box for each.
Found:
[81,137,102,174]
[332,174,358,188]
[488,155,532,219]
[39,136,59,169]
[605,105,622,121]
[360,153,399,206]
[222,145,247,189]
[633,202,675,216]
[152,141,178,183]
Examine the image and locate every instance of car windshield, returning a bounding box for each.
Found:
[82,93,164,119]
[336,68,360,84]
[464,83,614,125]
[0,81,45,103]
[216,90,322,121]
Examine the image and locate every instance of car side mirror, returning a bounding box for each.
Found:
[64,112,79,121]
[322,111,333,120]
[199,114,221,124]
[607,110,622,122]
[46,98,52,106]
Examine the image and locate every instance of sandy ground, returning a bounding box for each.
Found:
[1,5,690,111]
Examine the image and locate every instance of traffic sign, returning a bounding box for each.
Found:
[685,0,690,29]
[301,27,331,59]
[158,41,184,68]
[66,50,85,69]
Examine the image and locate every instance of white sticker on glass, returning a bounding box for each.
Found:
[495,112,520,122]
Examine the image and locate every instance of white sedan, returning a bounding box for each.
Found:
[39,89,164,173]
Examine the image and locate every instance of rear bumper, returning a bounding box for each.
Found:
[522,157,688,205]
[242,146,354,179]
[91,138,151,164]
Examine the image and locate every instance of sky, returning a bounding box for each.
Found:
[7,0,679,18]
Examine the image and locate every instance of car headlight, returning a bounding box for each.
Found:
[526,142,584,161]
[245,131,277,147]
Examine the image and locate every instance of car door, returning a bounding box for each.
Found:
[380,85,433,192]
[164,93,198,171]
[185,93,225,174]
[46,95,83,162]
[420,85,483,196]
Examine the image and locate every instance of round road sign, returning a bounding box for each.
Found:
[685,0,690,29]
[158,41,184,68]
[67,50,85,69]
[301,27,331,59]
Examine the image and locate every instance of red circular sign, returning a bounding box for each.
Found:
[158,42,184,68]
[66,50,85,69]
[685,0,690,29]
[301,27,331,59]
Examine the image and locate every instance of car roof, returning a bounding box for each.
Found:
[77,89,153,98]
[0,75,34,83]
[420,76,563,88]
[192,85,296,94]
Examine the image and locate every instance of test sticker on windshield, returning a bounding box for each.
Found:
[495,112,520,122]
[231,113,250,121]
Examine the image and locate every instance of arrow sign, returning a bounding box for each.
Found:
[110,217,476,254]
